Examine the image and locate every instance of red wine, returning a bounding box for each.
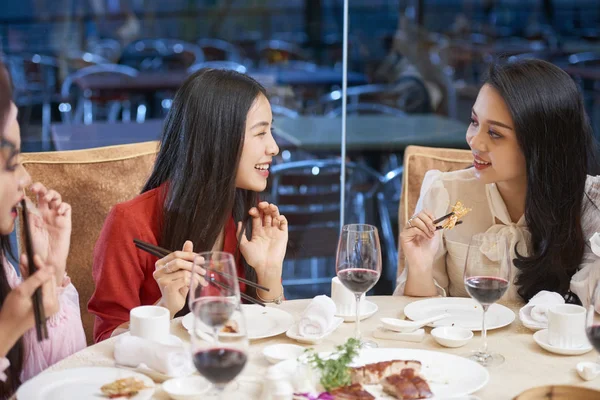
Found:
[465,276,509,305]
[586,325,600,353]
[337,268,380,294]
[193,348,247,384]
[196,299,235,327]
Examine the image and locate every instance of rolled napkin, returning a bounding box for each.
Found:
[114,335,195,378]
[298,295,337,338]
[519,290,565,329]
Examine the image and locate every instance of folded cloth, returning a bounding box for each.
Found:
[519,290,565,329]
[298,295,337,338]
[591,232,600,257]
[114,335,195,377]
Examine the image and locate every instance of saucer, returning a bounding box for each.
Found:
[533,329,593,356]
[123,332,183,346]
[286,317,344,344]
[336,300,379,322]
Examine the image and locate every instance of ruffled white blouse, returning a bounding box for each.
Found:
[394,168,600,306]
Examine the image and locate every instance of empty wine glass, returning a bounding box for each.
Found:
[189,252,249,397]
[336,224,382,348]
[463,233,511,367]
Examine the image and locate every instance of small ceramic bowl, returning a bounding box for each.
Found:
[431,326,473,348]
[262,343,306,364]
[162,376,211,400]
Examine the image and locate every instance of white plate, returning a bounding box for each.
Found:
[286,317,344,344]
[182,304,294,340]
[403,298,515,331]
[16,366,155,400]
[533,329,593,356]
[275,347,489,399]
[336,300,379,322]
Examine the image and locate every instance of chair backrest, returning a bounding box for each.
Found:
[187,61,247,74]
[256,40,307,66]
[396,146,472,279]
[60,63,139,98]
[197,38,242,62]
[20,141,159,344]
[4,53,59,96]
[87,39,122,62]
[121,39,204,70]
[568,52,600,66]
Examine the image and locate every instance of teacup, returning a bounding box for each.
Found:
[331,276,366,315]
[547,304,587,349]
[130,305,170,344]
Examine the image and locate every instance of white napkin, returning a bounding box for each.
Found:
[298,295,337,338]
[519,290,565,329]
[591,233,600,257]
[114,335,195,378]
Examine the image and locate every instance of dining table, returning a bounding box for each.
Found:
[35,295,600,400]
[50,115,468,152]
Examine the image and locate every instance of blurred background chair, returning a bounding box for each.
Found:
[20,141,159,344]
[59,64,141,125]
[187,60,247,74]
[86,39,122,63]
[120,38,204,71]
[269,159,397,298]
[256,39,309,67]
[197,38,243,63]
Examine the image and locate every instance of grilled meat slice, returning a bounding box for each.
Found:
[380,368,433,399]
[350,360,422,385]
[330,383,376,400]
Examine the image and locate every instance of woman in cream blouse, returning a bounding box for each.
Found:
[396,59,600,306]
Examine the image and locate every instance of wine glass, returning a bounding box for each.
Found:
[189,251,249,397]
[586,280,600,357]
[336,224,382,348]
[463,233,511,367]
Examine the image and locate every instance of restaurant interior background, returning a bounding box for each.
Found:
[1,0,599,299]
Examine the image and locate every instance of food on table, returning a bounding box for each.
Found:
[380,368,433,399]
[305,338,361,391]
[221,320,238,333]
[350,360,422,385]
[442,201,472,230]
[330,383,376,400]
[100,377,150,398]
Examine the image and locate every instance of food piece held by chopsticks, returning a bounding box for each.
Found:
[100,377,151,398]
[441,201,471,230]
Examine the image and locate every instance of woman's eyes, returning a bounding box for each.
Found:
[470,118,502,139]
[469,117,478,126]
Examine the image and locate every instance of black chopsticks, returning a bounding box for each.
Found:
[433,212,455,225]
[21,199,48,341]
[133,239,266,307]
[435,220,463,230]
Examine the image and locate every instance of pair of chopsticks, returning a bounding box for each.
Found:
[432,212,463,231]
[20,199,48,341]
[133,239,267,307]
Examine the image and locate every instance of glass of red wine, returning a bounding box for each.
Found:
[189,251,248,397]
[336,224,382,348]
[586,280,600,356]
[463,233,510,367]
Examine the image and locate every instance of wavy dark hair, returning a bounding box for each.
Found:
[486,59,599,301]
[142,68,267,313]
[0,61,24,399]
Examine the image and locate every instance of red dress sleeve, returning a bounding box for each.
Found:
[88,204,161,342]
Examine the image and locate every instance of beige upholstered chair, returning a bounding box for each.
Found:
[397,145,473,280]
[19,141,159,344]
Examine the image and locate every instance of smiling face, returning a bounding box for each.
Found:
[466,84,526,188]
[235,94,279,192]
[0,103,31,234]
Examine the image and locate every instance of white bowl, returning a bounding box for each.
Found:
[431,326,473,348]
[162,376,211,400]
[262,343,306,364]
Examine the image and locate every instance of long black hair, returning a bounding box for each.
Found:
[0,61,24,399]
[142,68,268,307]
[486,59,599,301]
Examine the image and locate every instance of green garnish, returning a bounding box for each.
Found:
[304,338,361,391]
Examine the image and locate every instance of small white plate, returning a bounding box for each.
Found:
[122,331,183,346]
[403,297,515,331]
[336,300,379,322]
[431,326,473,348]
[182,304,294,340]
[262,343,306,364]
[16,367,155,400]
[162,376,211,400]
[533,329,593,356]
[286,317,344,344]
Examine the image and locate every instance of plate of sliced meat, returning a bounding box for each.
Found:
[275,348,489,399]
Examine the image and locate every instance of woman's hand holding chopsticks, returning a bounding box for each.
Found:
[0,256,58,353]
[153,240,207,318]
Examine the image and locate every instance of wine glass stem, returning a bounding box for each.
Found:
[354,293,362,340]
[481,305,489,354]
